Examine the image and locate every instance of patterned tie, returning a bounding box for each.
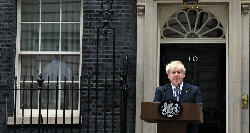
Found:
[173,87,180,102]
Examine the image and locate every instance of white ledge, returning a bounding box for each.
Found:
[7,116,82,125]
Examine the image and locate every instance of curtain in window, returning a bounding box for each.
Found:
[41,0,60,22]
[21,0,40,22]
[62,0,81,22]
[21,24,39,51]
[61,24,80,51]
[41,24,60,51]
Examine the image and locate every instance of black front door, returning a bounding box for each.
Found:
[160,43,226,133]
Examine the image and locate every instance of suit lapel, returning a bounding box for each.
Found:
[180,82,189,103]
[165,85,173,100]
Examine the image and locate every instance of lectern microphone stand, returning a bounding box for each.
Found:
[140,102,203,133]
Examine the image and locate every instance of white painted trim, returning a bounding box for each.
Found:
[160,38,226,44]
[241,11,249,133]
[226,8,229,133]
[15,110,80,117]
[157,7,161,87]
[19,81,79,83]
[227,1,241,133]
[15,0,83,119]
[18,52,80,55]
[137,1,230,133]
[78,0,83,114]
[20,22,81,24]
[8,116,82,125]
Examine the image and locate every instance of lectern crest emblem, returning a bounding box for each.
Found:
[158,99,183,119]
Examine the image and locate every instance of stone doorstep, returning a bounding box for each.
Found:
[7,116,82,125]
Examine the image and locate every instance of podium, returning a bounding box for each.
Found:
[140,102,203,133]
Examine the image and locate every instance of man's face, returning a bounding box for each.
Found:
[168,68,185,87]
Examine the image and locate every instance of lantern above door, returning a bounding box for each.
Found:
[183,0,198,6]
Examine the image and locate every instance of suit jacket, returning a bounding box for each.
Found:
[153,82,203,133]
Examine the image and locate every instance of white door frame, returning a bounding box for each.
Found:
[136,0,249,133]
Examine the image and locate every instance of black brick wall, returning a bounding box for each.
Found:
[82,0,137,132]
[0,0,136,132]
[0,0,17,132]
[0,0,16,88]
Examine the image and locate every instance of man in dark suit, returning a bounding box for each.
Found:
[153,60,203,133]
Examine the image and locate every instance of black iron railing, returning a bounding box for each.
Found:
[1,55,128,133]
[0,1,128,132]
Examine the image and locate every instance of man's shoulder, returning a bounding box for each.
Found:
[184,82,199,90]
[156,84,171,90]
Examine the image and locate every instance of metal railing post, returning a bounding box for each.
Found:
[46,75,49,133]
[30,76,33,133]
[79,76,82,133]
[37,74,44,133]
[119,55,128,133]
[63,76,66,133]
[14,76,17,133]
[71,76,74,133]
[55,76,59,133]
[22,76,25,133]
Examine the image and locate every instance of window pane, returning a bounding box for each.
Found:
[60,83,79,110]
[21,0,40,22]
[62,0,81,22]
[41,24,60,51]
[61,55,80,81]
[41,84,58,109]
[41,55,60,81]
[21,24,39,51]
[21,55,40,81]
[20,83,38,109]
[41,0,60,22]
[61,24,80,51]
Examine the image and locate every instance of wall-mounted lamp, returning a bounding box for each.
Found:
[183,0,198,6]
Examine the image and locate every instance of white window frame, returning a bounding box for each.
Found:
[11,0,83,124]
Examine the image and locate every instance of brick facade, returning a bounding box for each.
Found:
[0,0,17,131]
[0,0,137,132]
[0,0,16,89]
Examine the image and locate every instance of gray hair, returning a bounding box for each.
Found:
[166,60,186,75]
